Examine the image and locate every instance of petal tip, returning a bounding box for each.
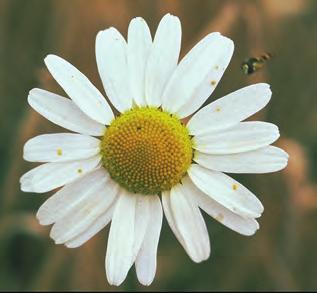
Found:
[28,87,40,96]
[130,16,146,23]
[38,218,50,226]
[106,276,124,287]
[260,83,272,98]
[20,179,33,192]
[97,27,120,39]
[161,13,181,25]
[191,251,210,263]
[245,224,260,237]
[65,242,77,249]
[139,278,154,286]
[44,54,57,64]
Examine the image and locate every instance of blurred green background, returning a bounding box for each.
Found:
[1,0,317,290]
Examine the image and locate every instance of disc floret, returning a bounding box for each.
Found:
[101,107,193,195]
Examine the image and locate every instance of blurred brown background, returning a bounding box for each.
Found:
[1,0,317,291]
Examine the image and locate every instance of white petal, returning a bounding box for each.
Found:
[135,195,162,286]
[65,202,116,248]
[127,17,152,106]
[133,195,151,260]
[36,168,116,225]
[182,176,259,236]
[162,33,234,117]
[194,121,280,155]
[161,191,186,248]
[28,88,106,136]
[23,133,100,163]
[96,28,132,112]
[188,164,264,218]
[188,83,272,135]
[170,182,210,262]
[162,189,210,263]
[106,190,137,286]
[49,170,119,244]
[44,55,114,124]
[20,156,101,193]
[195,146,289,174]
[145,14,181,107]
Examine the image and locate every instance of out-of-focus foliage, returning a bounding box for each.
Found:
[1,0,317,290]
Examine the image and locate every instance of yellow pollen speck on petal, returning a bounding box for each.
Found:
[214,65,219,70]
[57,148,63,156]
[77,168,83,174]
[232,184,238,191]
[215,107,221,112]
[216,213,224,222]
[210,80,217,86]
[101,107,193,195]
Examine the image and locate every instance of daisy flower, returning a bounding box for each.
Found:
[20,14,288,286]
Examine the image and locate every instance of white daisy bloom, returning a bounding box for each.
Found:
[20,14,288,286]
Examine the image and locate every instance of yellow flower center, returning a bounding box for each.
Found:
[101,107,193,195]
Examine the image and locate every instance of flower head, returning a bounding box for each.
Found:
[20,14,288,286]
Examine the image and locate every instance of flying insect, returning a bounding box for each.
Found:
[241,52,272,75]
